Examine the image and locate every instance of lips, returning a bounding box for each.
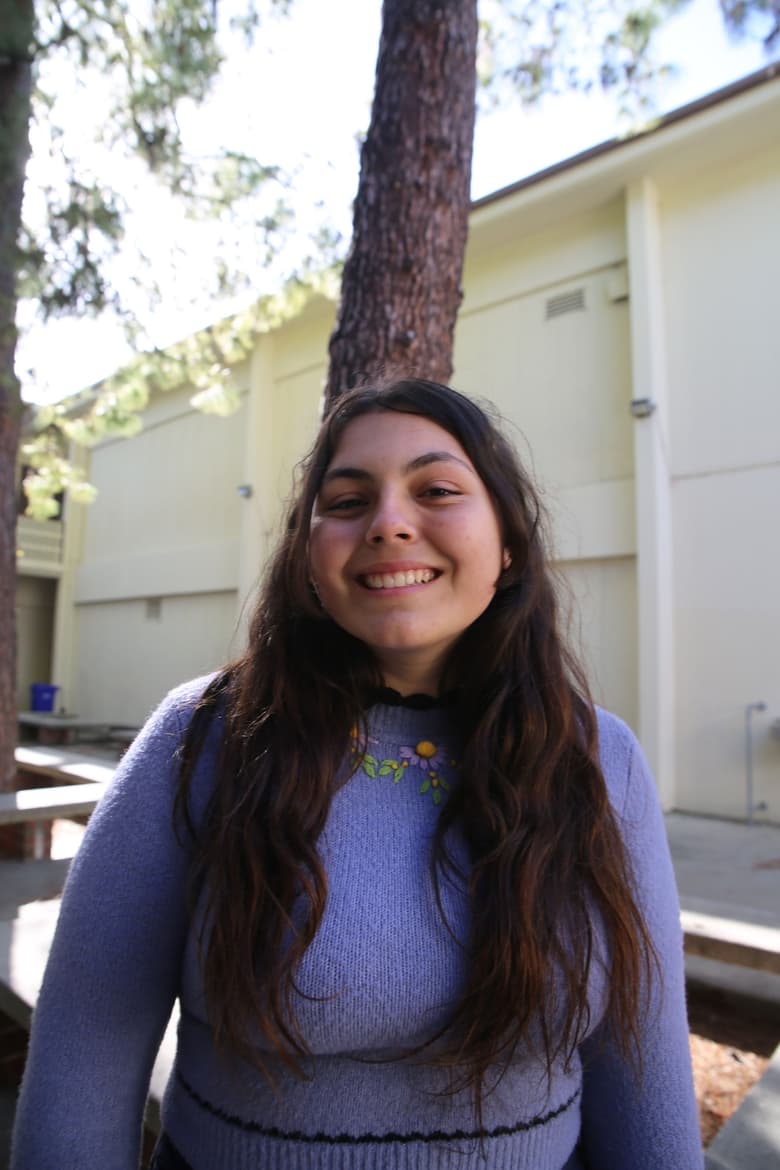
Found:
[360,568,439,590]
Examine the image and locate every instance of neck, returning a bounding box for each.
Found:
[376,656,444,698]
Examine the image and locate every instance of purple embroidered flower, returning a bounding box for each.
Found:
[400,740,443,770]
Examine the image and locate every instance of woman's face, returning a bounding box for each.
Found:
[309,411,505,694]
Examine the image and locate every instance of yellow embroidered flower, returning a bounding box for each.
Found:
[416,740,437,759]
[401,741,442,767]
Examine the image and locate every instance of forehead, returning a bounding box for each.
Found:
[327,411,472,468]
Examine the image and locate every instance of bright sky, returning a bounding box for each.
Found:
[17,0,777,406]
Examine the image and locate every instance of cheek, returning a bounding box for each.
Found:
[308,524,348,586]
[457,514,503,571]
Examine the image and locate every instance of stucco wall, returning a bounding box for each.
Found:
[72,378,249,718]
[456,201,639,730]
[77,383,248,603]
[662,143,780,816]
[75,590,240,725]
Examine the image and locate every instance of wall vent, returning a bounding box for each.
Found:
[545,288,585,319]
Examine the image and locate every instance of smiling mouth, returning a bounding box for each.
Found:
[361,569,439,590]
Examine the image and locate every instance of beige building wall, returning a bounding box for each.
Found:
[233,309,331,645]
[72,380,251,719]
[457,200,639,733]
[75,591,240,725]
[78,382,249,600]
[662,142,780,818]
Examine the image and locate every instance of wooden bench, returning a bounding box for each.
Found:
[3,763,112,861]
[681,902,780,976]
[0,783,109,826]
[17,714,140,752]
[15,744,116,786]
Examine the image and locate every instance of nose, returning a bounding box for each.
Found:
[365,492,416,545]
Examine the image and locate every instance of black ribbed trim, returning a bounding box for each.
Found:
[363,686,459,710]
[177,1070,579,1145]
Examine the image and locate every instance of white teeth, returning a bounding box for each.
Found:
[363,569,436,590]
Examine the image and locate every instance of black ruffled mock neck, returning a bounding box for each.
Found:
[363,686,458,711]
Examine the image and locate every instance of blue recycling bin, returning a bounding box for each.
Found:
[30,683,59,712]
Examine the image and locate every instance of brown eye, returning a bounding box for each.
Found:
[326,496,365,512]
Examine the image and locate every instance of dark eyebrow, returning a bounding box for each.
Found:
[321,466,373,485]
[322,451,474,485]
[406,451,474,475]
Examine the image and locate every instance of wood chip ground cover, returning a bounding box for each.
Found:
[687,983,779,1147]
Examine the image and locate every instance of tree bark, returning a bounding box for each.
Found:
[324,0,478,406]
[0,0,35,789]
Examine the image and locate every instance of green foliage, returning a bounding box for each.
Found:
[20,426,95,520]
[21,266,339,517]
[13,0,299,515]
[17,176,125,315]
[719,0,780,47]
[18,0,293,328]
[478,0,691,117]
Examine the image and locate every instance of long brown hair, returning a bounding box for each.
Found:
[176,379,656,1107]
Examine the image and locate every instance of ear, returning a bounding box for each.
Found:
[502,548,512,570]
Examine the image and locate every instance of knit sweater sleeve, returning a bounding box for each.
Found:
[10,679,209,1170]
[578,713,704,1170]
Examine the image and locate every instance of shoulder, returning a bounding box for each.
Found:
[140,672,221,736]
[116,672,223,774]
[594,707,657,825]
[155,671,220,720]
[595,707,638,778]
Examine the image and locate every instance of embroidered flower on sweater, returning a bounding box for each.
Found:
[357,738,456,805]
[400,740,442,769]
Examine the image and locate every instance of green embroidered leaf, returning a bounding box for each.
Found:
[439,777,450,790]
[364,754,378,768]
[419,779,431,794]
[363,762,377,779]
[378,762,395,775]
[433,789,442,805]
[393,767,405,783]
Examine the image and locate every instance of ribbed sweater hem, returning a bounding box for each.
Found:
[163,1072,582,1170]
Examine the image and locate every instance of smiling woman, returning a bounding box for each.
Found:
[11,380,705,1170]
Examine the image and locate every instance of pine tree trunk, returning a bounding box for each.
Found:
[0,0,35,790]
[324,0,478,406]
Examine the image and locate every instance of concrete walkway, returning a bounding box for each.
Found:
[666,812,780,1002]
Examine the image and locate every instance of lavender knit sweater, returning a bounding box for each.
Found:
[11,678,704,1170]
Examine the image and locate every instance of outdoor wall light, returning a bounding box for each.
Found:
[630,398,657,418]
[236,484,253,499]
